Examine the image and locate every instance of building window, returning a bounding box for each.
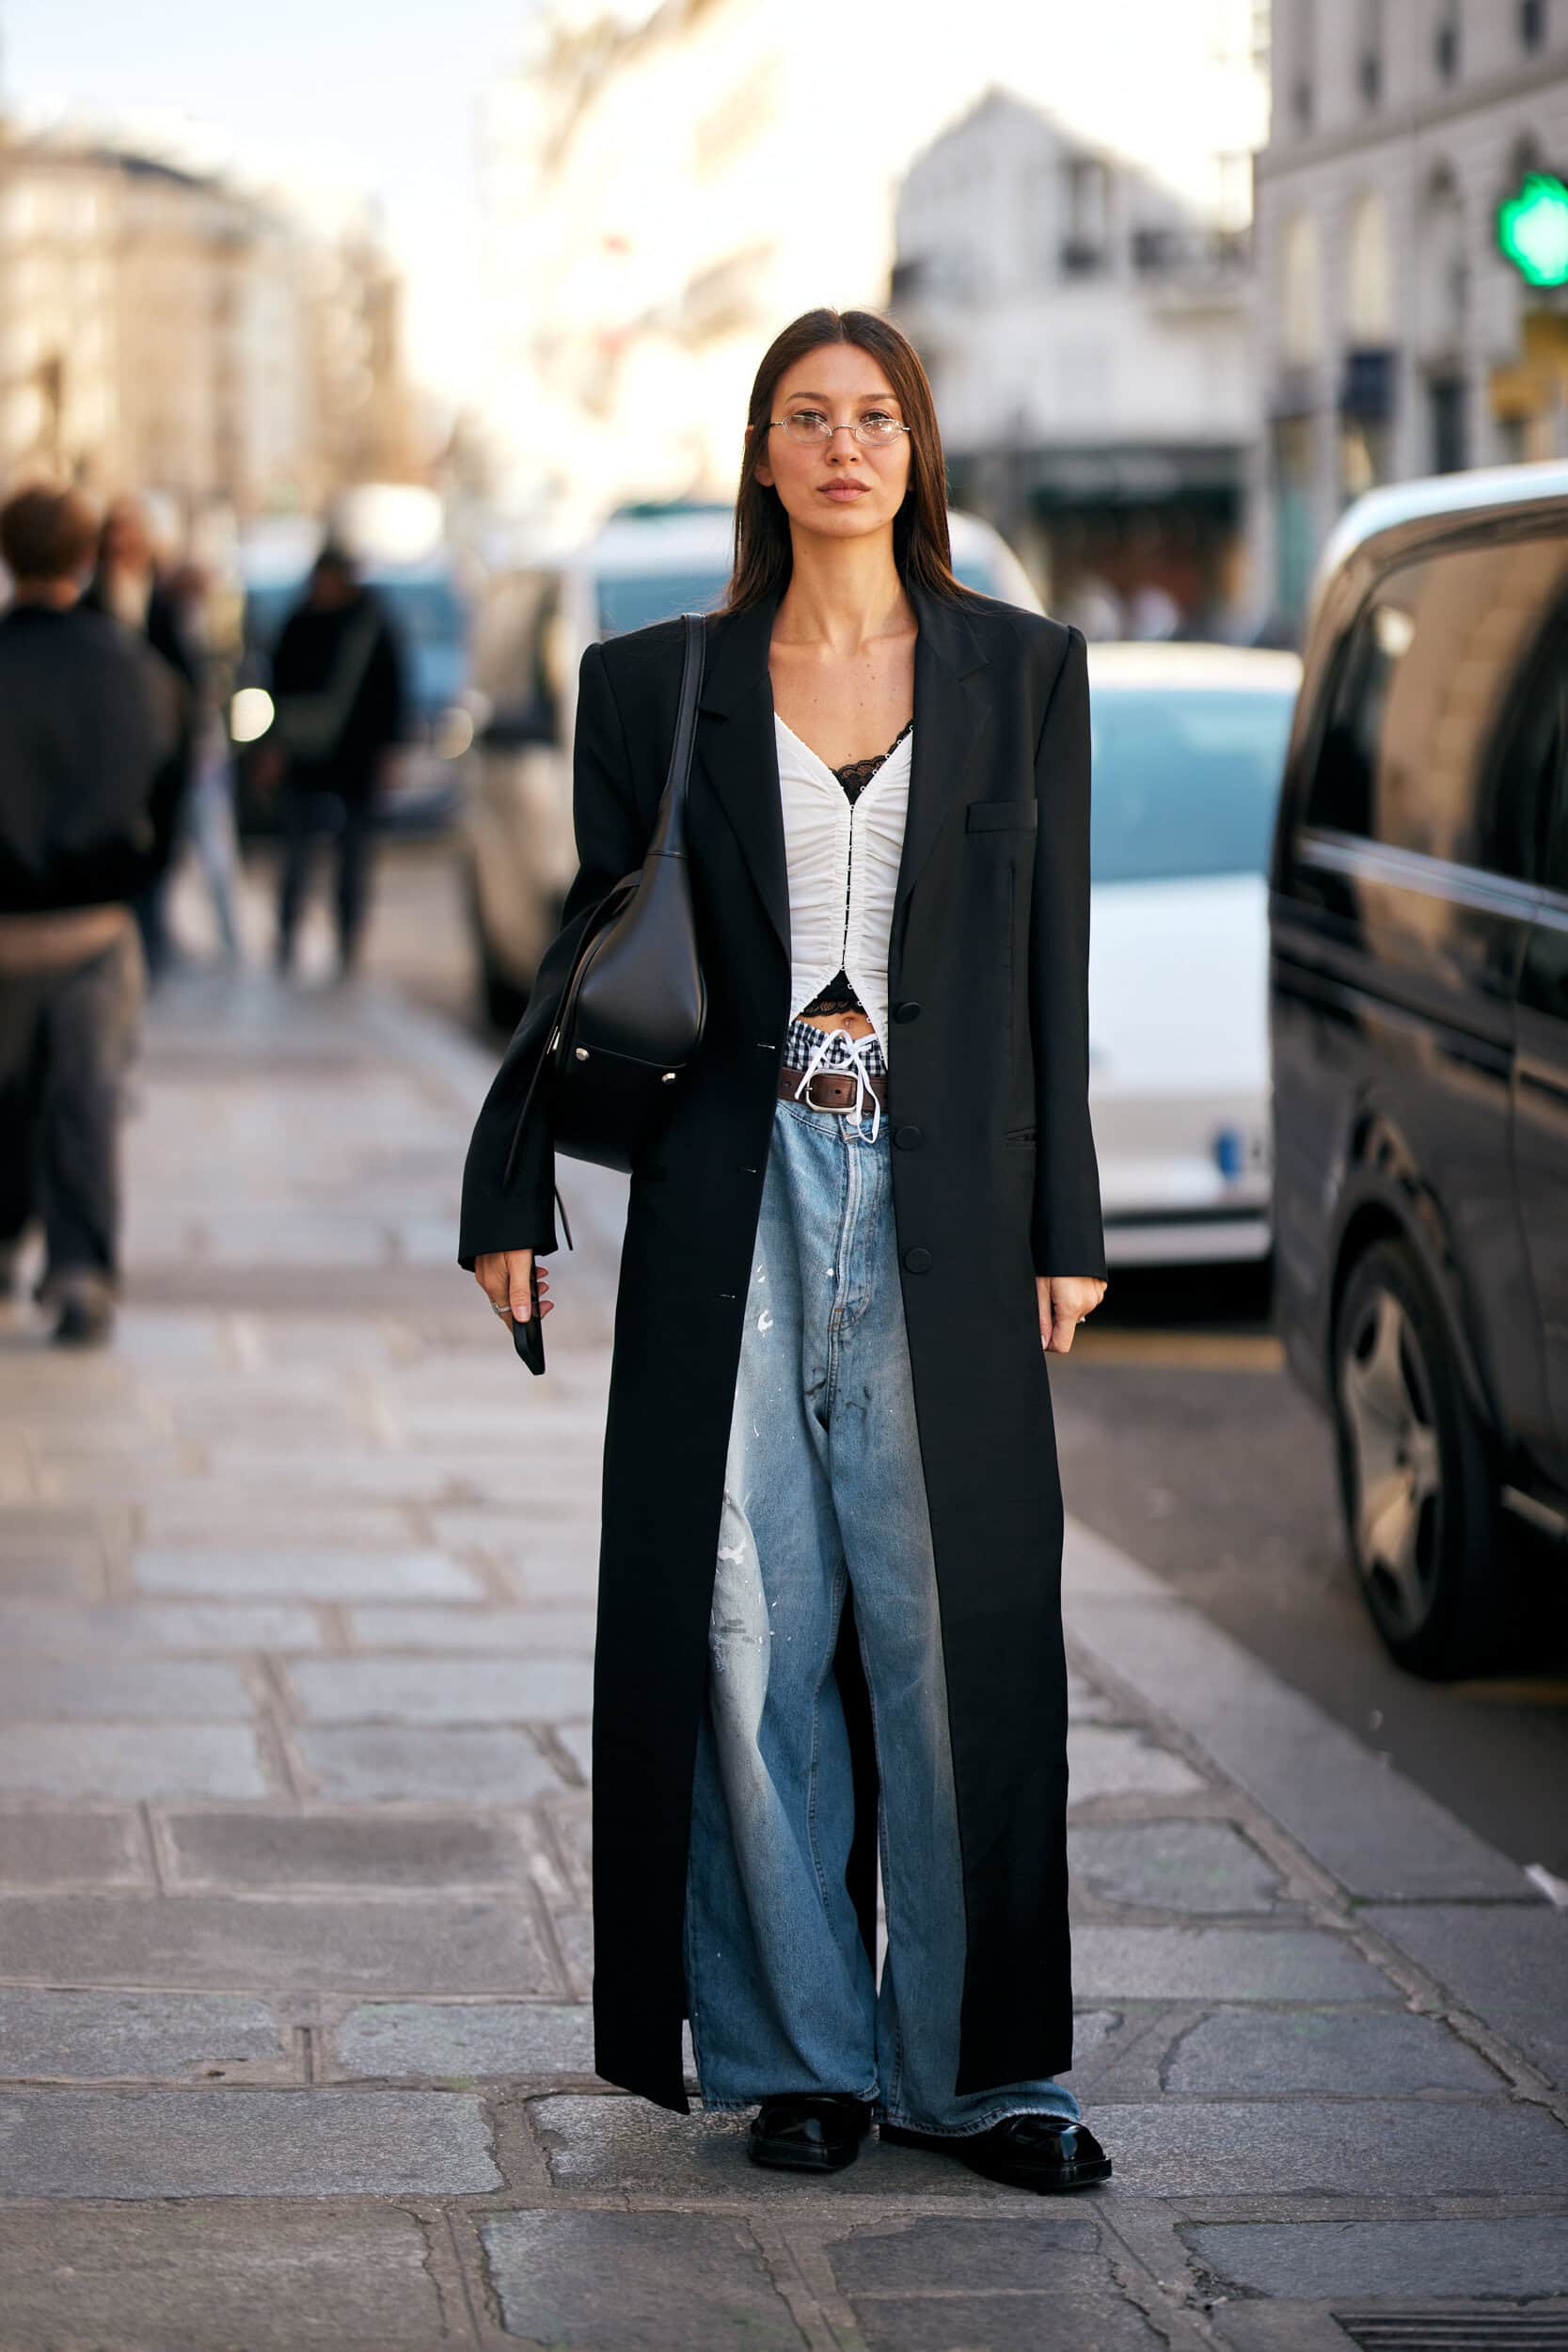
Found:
[1434,0,1461,81]
[1287,0,1315,130]
[1520,0,1546,49]
[1358,0,1385,106]
[1429,372,1468,471]
[1060,155,1110,275]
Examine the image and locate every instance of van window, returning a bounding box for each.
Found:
[1303,534,1568,882]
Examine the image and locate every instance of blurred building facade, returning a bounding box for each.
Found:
[0,130,422,534]
[890,64,1266,641]
[479,0,1272,579]
[1254,0,1568,636]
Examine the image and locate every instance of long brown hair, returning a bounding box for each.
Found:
[721,307,968,614]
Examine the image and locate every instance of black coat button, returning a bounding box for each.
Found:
[903,1247,933,1273]
[894,1125,923,1151]
[893,1000,921,1023]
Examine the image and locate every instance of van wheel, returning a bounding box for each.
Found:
[1332,1238,1513,1678]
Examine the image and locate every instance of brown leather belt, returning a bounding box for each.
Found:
[778,1063,889,1115]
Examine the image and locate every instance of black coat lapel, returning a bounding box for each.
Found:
[697,593,790,967]
[896,580,992,940]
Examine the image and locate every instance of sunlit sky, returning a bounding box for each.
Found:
[2,0,528,405]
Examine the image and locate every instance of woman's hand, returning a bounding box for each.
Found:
[1038,1274,1107,1355]
[474,1248,552,1327]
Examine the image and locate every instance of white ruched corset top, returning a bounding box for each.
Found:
[774,710,913,1059]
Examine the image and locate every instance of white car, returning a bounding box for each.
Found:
[1085,642,1302,1268]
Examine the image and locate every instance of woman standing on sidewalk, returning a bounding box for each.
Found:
[460,309,1111,2193]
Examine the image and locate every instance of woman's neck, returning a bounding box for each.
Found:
[774,535,911,658]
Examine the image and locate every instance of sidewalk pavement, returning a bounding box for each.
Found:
[0,964,1564,2352]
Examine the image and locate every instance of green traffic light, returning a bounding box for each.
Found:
[1497,171,1568,287]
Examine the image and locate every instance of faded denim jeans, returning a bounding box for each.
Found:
[684,1052,1080,2134]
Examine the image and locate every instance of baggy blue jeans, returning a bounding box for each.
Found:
[684,1067,1080,2134]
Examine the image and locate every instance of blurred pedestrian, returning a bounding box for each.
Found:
[167,560,244,967]
[261,545,406,979]
[83,495,198,980]
[460,308,1112,2192]
[0,484,177,1345]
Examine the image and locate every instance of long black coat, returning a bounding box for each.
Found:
[460,580,1106,2114]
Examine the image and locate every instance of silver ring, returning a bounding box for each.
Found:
[490,1297,510,1318]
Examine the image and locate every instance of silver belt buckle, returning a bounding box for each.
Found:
[803,1068,851,1114]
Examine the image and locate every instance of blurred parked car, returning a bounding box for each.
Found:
[461,502,1041,1027]
[1086,643,1300,1271]
[231,540,474,837]
[1269,456,1568,1679]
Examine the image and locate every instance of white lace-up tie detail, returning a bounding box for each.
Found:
[792,1024,884,1145]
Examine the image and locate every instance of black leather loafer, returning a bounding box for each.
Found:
[880,2114,1112,2192]
[748,2092,873,2172]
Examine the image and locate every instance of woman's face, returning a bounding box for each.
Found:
[752,342,911,549]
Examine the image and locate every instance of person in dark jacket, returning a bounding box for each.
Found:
[261,545,406,978]
[82,495,198,980]
[0,484,177,1345]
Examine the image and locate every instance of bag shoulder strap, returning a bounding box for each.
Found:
[645,611,706,860]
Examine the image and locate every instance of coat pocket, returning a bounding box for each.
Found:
[965,799,1038,832]
[1004,1124,1037,1147]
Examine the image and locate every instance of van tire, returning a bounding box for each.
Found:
[1331,1237,1515,1677]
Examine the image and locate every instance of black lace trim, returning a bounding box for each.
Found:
[832,716,912,803]
[794,719,912,1022]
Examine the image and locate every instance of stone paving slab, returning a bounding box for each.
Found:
[330,1998,597,2080]
[283,1654,594,1724]
[1361,1901,1568,2088]
[1162,2007,1506,2095]
[0,1808,147,1888]
[0,2201,454,2351]
[1064,1549,1529,1901]
[1186,2214,1568,2299]
[344,1602,598,1652]
[0,1723,269,1802]
[0,2087,499,2198]
[0,1599,325,1652]
[0,1987,289,2081]
[293,1724,563,1804]
[1069,1925,1392,2003]
[843,2286,1161,2352]
[1068,1820,1290,1915]
[1080,2098,1568,2197]
[0,1657,253,1721]
[825,2212,1102,2290]
[133,1545,484,1601]
[479,2209,809,2351]
[1067,1724,1211,1801]
[157,1806,537,1890]
[0,1893,559,1994]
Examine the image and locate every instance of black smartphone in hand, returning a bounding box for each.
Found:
[512,1260,546,1377]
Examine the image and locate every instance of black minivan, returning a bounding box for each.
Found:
[1269,459,1568,1679]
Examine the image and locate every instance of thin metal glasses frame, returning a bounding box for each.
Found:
[768,414,912,445]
